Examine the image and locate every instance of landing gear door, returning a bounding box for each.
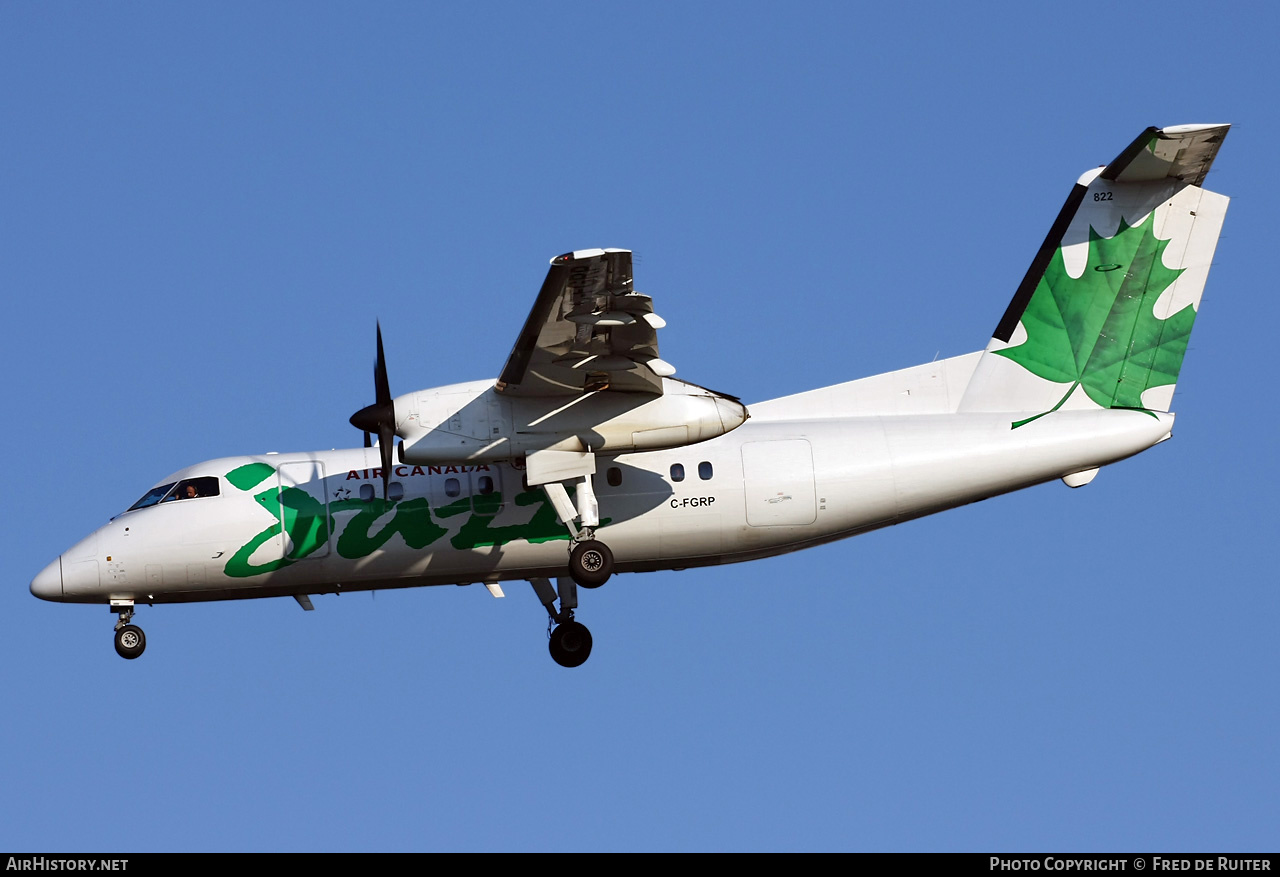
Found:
[277,461,331,559]
[741,440,817,527]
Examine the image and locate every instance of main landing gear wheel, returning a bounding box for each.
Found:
[569,540,613,589]
[114,624,146,660]
[549,620,593,668]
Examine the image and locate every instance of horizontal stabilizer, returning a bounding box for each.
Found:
[1102,124,1230,187]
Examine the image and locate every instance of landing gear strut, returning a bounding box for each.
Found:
[112,604,146,660]
[529,576,593,668]
[536,470,615,589]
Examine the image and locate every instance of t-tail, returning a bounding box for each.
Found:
[959,124,1230,427]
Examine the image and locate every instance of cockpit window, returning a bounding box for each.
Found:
[166,476,220,501]
[128,476,221,512]
[128,482,177,511]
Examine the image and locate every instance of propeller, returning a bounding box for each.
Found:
[349,322,397,500]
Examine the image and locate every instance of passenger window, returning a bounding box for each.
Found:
[607,467,622,487]
[387,482,404,502]
[445,477,461,498]
[670,463,685,482]
[359,483,375,502]
[699,461,713,480]
[473,471,503,517]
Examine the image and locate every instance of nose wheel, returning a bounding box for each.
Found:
[114,625,146,659]
[112,604,146,660]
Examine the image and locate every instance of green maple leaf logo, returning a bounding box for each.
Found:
[995,215,1196,428]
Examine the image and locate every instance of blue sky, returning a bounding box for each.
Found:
[4,2,1277,852]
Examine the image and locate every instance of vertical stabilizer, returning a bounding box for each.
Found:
[959,125,1230,426]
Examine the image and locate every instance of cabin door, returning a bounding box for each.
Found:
[277,460,331,559]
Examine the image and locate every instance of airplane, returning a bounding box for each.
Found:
[30,123,1231,667]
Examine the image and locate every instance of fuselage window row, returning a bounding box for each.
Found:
[670,462,713,483]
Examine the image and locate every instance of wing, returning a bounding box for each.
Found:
[496,248,673,397]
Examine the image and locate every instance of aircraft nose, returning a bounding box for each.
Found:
[31,557,63,601]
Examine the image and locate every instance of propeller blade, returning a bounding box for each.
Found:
[349,321,399,500]
[374,321,390,406]
[379,424,395,501]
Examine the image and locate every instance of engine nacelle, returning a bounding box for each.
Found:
[396,378,747,465]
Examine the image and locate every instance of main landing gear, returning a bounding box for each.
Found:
[535,531,611,667]
[530,576,593,668]
[112,603,146,660]
[536,468,614,590]
[525,487,612,667]
[549,620,593,668]
[525,451,618,665]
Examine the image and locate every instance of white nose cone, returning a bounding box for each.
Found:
[31,558,62,600]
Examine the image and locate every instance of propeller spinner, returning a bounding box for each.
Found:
[349,322,397,499]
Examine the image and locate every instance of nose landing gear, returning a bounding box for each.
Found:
[112,603,146,660]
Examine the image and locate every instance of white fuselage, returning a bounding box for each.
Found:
[33,407,1173,606]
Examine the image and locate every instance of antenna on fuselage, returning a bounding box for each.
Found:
[348,321,396,500]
